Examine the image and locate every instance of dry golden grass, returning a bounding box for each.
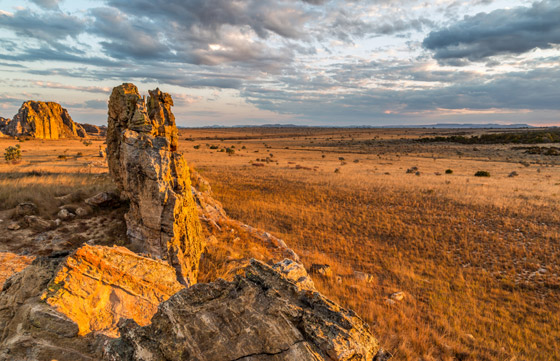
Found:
[180,127,560,361]
[1,129,559,360]
[0,138,114,216]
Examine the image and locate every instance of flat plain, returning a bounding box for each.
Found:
[1,127,559,360]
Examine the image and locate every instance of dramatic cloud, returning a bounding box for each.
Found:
[0,0,557,125]
[0,8,84,44]
[423,0,560,62]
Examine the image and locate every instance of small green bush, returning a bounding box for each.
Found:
[4,145,21,163]
[226,147,235,155]
[474,170,490,177]
[193,145,201,149]
[445,169,453,174]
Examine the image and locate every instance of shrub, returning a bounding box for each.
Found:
[4,145,21,163]
[82,139,92,147]
[210,145,219,150]
[193,145,201,149]
[226,147,235,155]
[445,169,453,174]
[474,170,490,177]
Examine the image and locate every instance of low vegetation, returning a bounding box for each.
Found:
[419,129,560,144]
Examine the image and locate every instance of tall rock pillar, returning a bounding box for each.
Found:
[107,83,202,286]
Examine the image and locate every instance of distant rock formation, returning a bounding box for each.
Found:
[107,83,203,286]
[106,259,380,361]
[3,101,87,139]
[0,117,9,135]
[80,123,107,137]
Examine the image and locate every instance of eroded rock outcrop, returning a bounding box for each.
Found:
[4,101,87,139]
[81,123,107,137]
[107,84,203,286]
[0,252,34,289]
[43,244,184,337]
[106,259,379,361]
[0,257,98,361]
[0,117,9,136]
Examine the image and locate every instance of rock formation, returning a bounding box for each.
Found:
[107,83,203,286]
[3,101,87,139]
[0,252,34,289]
[0,83,387,361]
[81,123,107,137]
[43,244,184,337]
[106,259,380,361]
[0,117,9,136]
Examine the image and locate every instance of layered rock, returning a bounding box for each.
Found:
[0,257,98,361]
[0,252,34,289]
[81,123,107,137]
[0,117,9,136]
[42,244,184,337]
[4,101,87,139]
[107,83,203,286]
[106,259,380,361]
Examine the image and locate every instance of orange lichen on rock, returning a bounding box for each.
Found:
[42,244,184,337]
[0,252,34,289]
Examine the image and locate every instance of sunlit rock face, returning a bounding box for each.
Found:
[4,101,87,139]
[0,252,34,289]
[42,244,184,338]
[107,83,203,286]
[106,259,380,361]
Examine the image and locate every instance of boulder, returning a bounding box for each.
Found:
[309,263,333,277]
[0,252,34,289]
[0,257,98,361]
[105,259,380,361]
[106,83,203,286]
[273,258,316,291]
[4,101,87,139]
[85,191,120,208]
[354,271,375,284]
[42,244,184,337]
[80,123,107,137]
[15,202,38,217]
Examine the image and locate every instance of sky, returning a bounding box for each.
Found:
[0,0,559,127]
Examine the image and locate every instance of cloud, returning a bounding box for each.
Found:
[33,81,112,94]
[29,0,61,10]
[423,0,560,63]
[0,7,85,44]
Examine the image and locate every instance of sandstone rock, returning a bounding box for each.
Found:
[106,259,379,361]
[75,207,89,217]
[58,208,75,220]
[7,222,21,231]
[354,271,375,284]
[4,101,87,139]
[0,257,99,361]
[42,244,184,337]
[0,252,34,289]
[24,215,53,231]
[273,258,316,291]
[85,191,120,208]
[390,291,405,301]
[80,123,107,137]
[107,83,203,286]
[0,117,9,134]
[309,263,333,277]
[15,202,38,217]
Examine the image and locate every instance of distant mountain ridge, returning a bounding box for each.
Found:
[179,123,536,129]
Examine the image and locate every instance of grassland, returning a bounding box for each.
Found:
[180,127,560,361]
[1,127,559,360]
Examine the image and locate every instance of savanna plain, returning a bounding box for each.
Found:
[1,127,559,361]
